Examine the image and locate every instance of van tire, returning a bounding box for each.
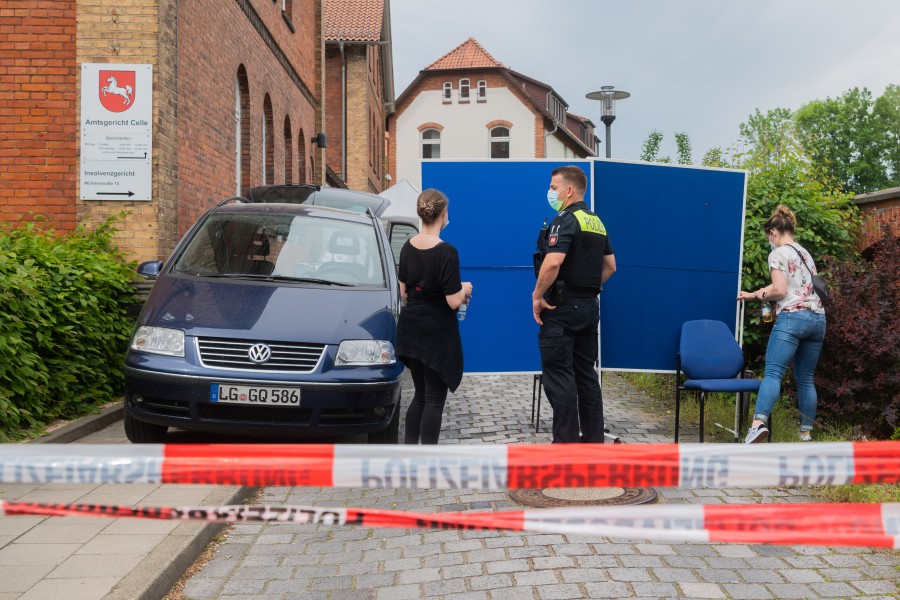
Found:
[368,401,400,444]
[124,413,168,443]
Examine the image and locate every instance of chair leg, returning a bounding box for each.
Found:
[674,383,681,443]
[531,374,542,433]
[699,392,706,443]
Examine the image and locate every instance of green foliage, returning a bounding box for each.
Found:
[639,130,693,165]
[794,86,896,193]
[674,132,692,165]
[639,130,670,163]
[873,84,900,186]
[814,227,900,438]
[735,111,861,362]
[0,216,138,438]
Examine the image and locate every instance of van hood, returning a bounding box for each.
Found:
[140,275,397,344]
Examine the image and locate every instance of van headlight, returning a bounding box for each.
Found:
[335,340,396,366]
[130,326,185,357]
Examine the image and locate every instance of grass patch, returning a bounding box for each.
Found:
[617,371,900,503]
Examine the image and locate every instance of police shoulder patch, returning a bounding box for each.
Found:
[548,233,558,246]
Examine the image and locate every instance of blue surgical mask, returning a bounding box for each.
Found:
[547,190,563,212]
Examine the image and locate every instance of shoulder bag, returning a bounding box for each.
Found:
[786,244,830,305]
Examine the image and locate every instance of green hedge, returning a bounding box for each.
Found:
[0,216,137,439]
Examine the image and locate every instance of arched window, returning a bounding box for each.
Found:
[459,79,470,101]
[236,66,250,195]
[442,82,452,102]
[477,80,487,100]
[490,126,510,159]
[421,128,441,159]
[283,116,293,184]
[263,94,274,185]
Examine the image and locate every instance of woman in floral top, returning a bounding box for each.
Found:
[737,204,827,443]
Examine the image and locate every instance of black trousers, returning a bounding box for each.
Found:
[403,357,449,444]
[538,296,605,443]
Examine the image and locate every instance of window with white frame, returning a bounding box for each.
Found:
[421,129,441,159]
[490,126,510,159]
[477,80,487,101]
[442,82,452,102]
[459,78,470,101]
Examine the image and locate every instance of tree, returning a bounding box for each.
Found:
[674,132,692,165]
[794,87,897,193]
[735,114,861,363]
[873,84,900,187]
[639,130,692,165]
[737,107,795,168]
[639,130,670,163]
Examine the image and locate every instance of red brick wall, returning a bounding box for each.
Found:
[0,1,78,231]
[859,197,900,251]
[176,0,319,237]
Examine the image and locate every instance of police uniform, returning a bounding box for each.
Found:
[538,200,613,443]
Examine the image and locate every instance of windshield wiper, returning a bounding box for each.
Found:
[265,275,353,286]
[194,273,353,286]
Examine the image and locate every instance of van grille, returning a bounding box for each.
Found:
[197,337,325,372]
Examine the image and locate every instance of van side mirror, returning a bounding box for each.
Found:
[137,260,163,278]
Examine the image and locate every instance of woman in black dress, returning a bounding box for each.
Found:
[396,189,473,444]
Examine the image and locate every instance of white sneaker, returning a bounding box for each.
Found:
[744,423,769,444]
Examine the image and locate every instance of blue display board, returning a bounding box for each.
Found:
[421,159,747,373]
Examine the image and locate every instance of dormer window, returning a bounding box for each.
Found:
[442,82,452,103]
[477,80,487,101]
[459,79,470,102]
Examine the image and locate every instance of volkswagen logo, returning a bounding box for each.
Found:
[247,343,272,364]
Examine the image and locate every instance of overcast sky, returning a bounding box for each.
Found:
[389,0,900,162]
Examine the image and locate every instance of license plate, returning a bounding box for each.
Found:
[210,384,301,406]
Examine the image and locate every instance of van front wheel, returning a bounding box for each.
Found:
[124,413,168,443]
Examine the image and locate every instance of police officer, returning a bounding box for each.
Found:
[532,165,616,443]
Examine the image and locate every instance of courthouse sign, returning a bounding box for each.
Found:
[80,64,153,201]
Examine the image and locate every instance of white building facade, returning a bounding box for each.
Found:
[388,38,597,191]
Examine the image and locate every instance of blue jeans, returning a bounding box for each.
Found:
[753,310,826,431]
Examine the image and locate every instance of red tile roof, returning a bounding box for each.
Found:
[324,0,384,42]
[426,37,506,70]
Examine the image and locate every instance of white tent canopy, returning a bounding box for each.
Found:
[379,178,420,223]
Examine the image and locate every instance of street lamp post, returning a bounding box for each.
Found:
[586,86,630,158]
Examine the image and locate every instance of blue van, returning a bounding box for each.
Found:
[123,186,404,443]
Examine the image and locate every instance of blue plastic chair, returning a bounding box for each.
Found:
[675,320,762,443]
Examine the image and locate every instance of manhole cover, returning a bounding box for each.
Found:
[508,486,657,508]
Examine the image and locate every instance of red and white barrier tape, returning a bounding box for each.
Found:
[2,500,899,548]
[2,441,898,488]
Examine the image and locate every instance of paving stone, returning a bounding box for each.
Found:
[678,582,727,598]
[722,582,773,599]
[809,581,864,597]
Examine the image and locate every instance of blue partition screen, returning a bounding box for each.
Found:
[421,159,747,373]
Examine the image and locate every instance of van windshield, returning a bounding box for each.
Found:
[173,213,386,287]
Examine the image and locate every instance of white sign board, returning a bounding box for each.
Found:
[80,63,153,201]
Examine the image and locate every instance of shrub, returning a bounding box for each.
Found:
[815,226,900,438]
[0,215,137,438]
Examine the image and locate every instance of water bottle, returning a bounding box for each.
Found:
[457,302,468,321]
[761,302,774,324]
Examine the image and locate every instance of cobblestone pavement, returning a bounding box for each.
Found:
[180,373,900,600]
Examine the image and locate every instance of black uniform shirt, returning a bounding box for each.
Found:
[543,201,613,295]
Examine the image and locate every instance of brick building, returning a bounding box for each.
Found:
[323,0,394,193]
[387,38,598,191]
[1,0,325,261]
[854,186,900,258]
